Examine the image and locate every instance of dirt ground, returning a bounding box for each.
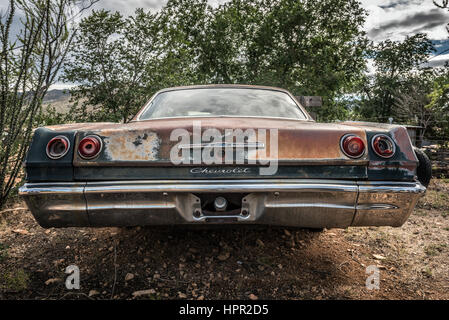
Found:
[0,180,448,300]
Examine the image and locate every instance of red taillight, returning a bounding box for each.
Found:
[78,135,102,159]
[46,136,70,159]
[372,134,395,158]
[341,134,365,158]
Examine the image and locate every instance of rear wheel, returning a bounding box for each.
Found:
[413,147,432,187]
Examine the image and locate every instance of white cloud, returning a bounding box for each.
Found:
[426,52,449,67]
[361,0,449,42]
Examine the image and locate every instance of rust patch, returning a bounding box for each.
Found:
[102,130,160,161]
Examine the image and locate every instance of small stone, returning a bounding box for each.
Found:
[249,293,258,300]
[217,252,230,261]
[178,292,187,299]
[12,229,31,235]
[88,290,100,297]
[45,278,62,285]
[256,239,264,247]
[132,289,156,297]
[44,229,52,234]
[284,229,291,236]
[53,259,65,266]
[197,295,205,300]
[143,258,150,263]
[125,273,134,281]
[373,254,386,260]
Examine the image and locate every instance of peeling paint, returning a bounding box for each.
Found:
[102,130,160,161]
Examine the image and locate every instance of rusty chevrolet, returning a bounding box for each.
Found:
[19,85,431,229]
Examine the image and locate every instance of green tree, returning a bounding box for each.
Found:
[358,34,435,122]
[63,9,165,123]
[198,0,369,120]
[426,68,449,145]
[64,0,369,122]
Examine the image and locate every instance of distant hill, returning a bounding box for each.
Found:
[42,89,72,113]
[43,89,71,103]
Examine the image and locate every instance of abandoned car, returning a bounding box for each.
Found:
[19,85,431,229]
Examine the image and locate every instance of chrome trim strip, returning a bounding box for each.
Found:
[83,180,358,194]
[19,180,425,195]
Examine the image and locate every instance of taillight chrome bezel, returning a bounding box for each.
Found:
[46,135,70,159]
[371,134,396,159]
[340,134,366,159]
[78,135,103,160]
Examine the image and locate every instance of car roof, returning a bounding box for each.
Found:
[155,84,291,94]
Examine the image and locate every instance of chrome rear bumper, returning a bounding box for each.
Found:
[19,180,426,228]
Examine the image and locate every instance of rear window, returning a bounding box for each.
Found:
[138,88,307,120]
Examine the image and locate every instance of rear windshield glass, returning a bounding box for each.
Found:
[138,88,307,120]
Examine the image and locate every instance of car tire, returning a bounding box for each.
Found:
[413,147,432,188]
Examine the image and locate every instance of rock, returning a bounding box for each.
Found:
[373,254,386,260]
[249,293,258,300]
[45,278,62,285]
[125,273,135,281]
[143,258,150,263]
[284,229,291,236]
[217,252,230,261]
[44,229,52,234]
[88,290,100,297]
[256,239,265,247]
[12,229,31,235]
[178,292,187,299]
[132,289,156,297]
[197,295,205,300]
[53,259,65,266]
